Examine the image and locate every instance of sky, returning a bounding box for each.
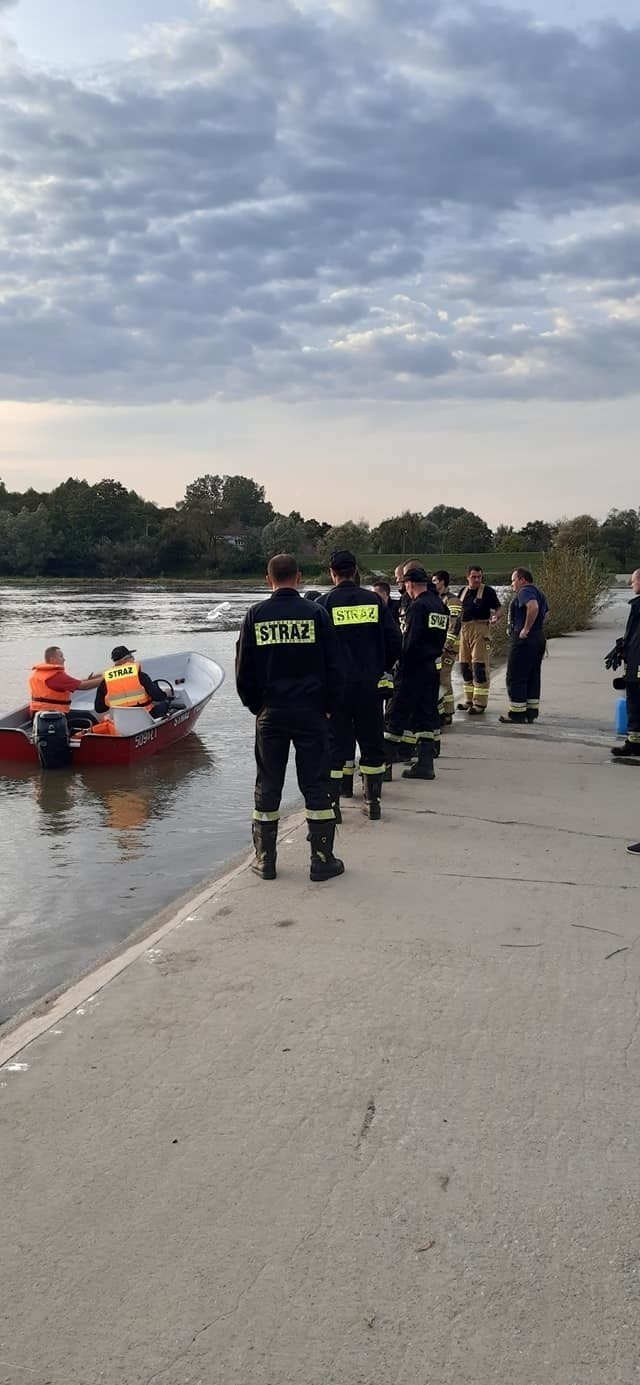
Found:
[1,0,639,526]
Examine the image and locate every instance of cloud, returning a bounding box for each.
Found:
[0,0,640,403]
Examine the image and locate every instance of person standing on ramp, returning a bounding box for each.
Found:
[235,552,345,883]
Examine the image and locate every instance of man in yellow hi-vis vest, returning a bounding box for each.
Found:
[94,645,170,719]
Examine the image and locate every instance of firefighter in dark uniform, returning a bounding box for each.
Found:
[457,565,502,714]
[384,564,448,780]
[394,562,413,635]
[432,570,463,725]
[319,551,401,821]
[608,568,640,761]
[500,568,549,724]
[235,552,345,882]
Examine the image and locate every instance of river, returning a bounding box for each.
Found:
[0,582,312,1024]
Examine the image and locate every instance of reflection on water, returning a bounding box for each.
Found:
[0,582,305,1023]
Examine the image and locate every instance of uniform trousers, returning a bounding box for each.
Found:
[439,652,456,717]
[329,684,386,782]
[506,631,545,719]
[253,704,334,821]
[459,620,492,709]
[385,662,441,747]
[626,678,640,745]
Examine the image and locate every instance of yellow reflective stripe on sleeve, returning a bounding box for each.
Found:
[332,604,379,626]
[330,769,344,780]
[343,760,355,772]
[359,764,386,775]
[252,810,280,822]
[255,619,316,645]
[384,731,402,742]
[305,808,336,820]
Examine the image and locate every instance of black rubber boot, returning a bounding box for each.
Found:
[433,737,441,759]
[251,821,278,880]
[468,706,486,716]
[329,784,342,825]
[398,740,417,763]
[341,771,354,799]
[457,701,472,711]
[383,763,393,783]
[362,773,382,820]
[526,711,539,723]
[627,842,640,853]
[402,742,435,780]
[611,740,640,758]
[308,821,345,882]
[499,713,526,724]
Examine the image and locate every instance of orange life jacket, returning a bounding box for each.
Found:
[29,662,72,715]
[90,720,121,736]
[103,661,152,710]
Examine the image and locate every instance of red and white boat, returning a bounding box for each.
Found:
[0,652,225,767]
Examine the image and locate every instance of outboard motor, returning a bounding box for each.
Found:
[33,711,72,770]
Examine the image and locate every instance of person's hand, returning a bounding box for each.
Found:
[489,613,498,625]
[519,630,528,640]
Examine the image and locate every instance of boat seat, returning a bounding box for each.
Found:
[110,708,157,735]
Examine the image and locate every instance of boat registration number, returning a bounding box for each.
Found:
[134,728,159,748]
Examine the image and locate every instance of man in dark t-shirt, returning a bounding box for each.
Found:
[457,566,503,714]
[500,568,549,724]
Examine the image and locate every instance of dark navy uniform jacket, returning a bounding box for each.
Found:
[235,587,343,717]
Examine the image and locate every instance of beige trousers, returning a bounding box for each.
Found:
[459,620,491,709]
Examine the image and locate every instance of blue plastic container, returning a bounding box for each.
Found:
[616,696,628,736]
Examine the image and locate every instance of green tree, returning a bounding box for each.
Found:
[221,475,274,528]
[555,515,600,556]
[0,505,53,574]
[423,505,467,551]
[519,520,553,550]
[261,514,308,559]
[320,521,371,562]
[181,474,226,564]
[494,524,519,552]
[597,509,640,568]
[370,511,425,554]
[445,512,494,552]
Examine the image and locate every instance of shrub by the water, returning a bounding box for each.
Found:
[538,547,608,638]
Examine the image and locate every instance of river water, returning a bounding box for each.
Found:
[0,582,313,1023]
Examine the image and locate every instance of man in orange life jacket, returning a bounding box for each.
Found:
[94,645,170,720]
[29,645,102,718]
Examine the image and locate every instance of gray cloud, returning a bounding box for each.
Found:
[0,0,639,402]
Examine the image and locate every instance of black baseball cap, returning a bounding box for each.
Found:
[111,644,136,661]
[403,564,428,582]
[329,549,357,572]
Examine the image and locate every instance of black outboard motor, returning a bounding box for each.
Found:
[33,711,72,770]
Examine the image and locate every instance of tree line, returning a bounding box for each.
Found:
[0,473,638,577]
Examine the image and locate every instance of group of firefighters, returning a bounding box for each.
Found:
[235,552,550,883]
